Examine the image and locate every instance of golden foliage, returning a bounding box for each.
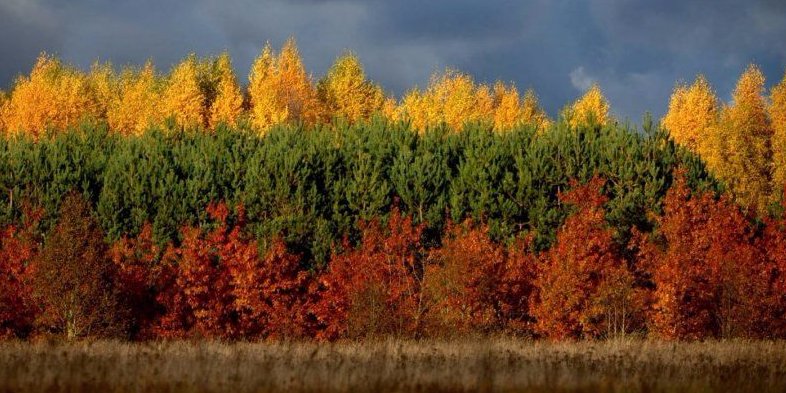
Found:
[2,53,100,138]
[87,62,116,120]
[318,53,385,124]
[0,90,7,133]
[721,64,772,211]
[107,62,162,136]
[566,84,610,129]
[521,89,551,131]
[160,54,206,129]
[208,53,244,128]
[399,69,495,131]
[248,39,321,132]
[662,75,721,165]
[770,71,786,197]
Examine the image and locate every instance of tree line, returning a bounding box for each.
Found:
[3,119,786,341]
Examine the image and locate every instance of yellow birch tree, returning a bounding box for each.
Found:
[770,71,786,199]
[317,52,384,123]
[107,61,162,136]
[209,53,244,128]
[3,53,100,138]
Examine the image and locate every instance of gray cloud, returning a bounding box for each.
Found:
[1,0,785,121]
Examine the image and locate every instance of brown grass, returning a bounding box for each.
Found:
[1,338,785,393]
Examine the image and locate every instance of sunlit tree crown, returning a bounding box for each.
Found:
[567,83,610,129]
[107,61,163,136]
[521,88,551,132]
[722,64,772,211]
[318,52,384,124]
[771,71,786,197]
[209,53,244,128]
[161,54,206,129]
[248,39,321,133]
[3,53,100,138]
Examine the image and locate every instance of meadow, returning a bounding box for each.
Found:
[1,338,785,393]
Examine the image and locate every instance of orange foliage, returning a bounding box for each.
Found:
[532,177,642,339]
[0,219,39,338]
[646,171,766,339]
[424,221,525,334]
[109,223,162,339]
[314,208,425,340]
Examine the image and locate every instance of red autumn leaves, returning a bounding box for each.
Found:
[3,174,786,340]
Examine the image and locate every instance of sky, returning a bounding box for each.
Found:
[1,0,786,122]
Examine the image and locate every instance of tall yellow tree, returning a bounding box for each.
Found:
[208,53,244,128]
[492,81,523,131]
[3,53,100,138]
[317,52,384,123]
[770,71,786,199]
[160,54,206,129]
[722,64,772,211]
[662,75,721,161]
[566,83,610,129]
[107,61,163,136]
[248,39,321,132]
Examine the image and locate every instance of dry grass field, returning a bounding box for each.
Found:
[1,338,785,393]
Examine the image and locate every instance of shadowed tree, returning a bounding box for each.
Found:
[32,192,127,339]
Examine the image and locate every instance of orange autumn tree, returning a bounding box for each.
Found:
[154,203,249,339]
[0,211,41,339]
[424,221,508,334]
[532,177,642,339]
[760,195,786,338]
[109,223,162,339]
[228,233,313,339]
[646,171,765,339]
[152,203,310,339]
[314,208,425,340]
[423,222,538,335]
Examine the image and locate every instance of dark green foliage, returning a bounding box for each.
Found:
[0,116,716,266]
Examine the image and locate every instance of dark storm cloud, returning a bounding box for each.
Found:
[1,0,785,121]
